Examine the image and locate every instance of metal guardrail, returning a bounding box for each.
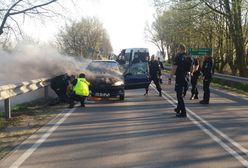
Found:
[0,78,50,119]
[213,73,248,84]
[164,65,248,85]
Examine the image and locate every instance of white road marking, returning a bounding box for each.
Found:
[163,89,248,155]
[151,84,248,167]
[9,108,75,168]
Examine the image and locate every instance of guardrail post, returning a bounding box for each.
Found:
[4,98,11,119]
[44,85,49,99]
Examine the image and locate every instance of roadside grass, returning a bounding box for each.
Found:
[211,78,248,96]
[0,98,65,160]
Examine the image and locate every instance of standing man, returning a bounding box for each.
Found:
[183,55,193,97]
[132,54,141,64]
[169,44,188,118]
[69,73,90,108]
[158,57,164,84]
[144,55,162,96]
[190,57,201,100]
[200,51,213,104]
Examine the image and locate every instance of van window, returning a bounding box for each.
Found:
[126,62,149,75]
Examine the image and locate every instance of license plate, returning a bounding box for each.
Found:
[94,93,110,97]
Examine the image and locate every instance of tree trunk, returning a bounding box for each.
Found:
[225,0,247,76]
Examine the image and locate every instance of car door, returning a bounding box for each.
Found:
[124,62,150,90]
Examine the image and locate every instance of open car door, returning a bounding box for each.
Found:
[124,62,150,90]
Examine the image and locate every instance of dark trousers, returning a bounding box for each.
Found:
[191,76,199,96]
[203,78,211,102]
[183,75,189,96]
[53,87,69,103]
[69,93,86,106]
[175,83,186,114]
[145,77,162,93]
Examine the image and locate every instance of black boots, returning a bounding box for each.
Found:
[159,91,162,97]
[190,94,198,100]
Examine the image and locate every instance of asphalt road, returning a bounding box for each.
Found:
[1,79,248,168]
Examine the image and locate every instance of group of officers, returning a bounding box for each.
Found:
[145,44,213,118]
[51,44,213,115]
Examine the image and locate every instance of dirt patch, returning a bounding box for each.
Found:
[0,98,67,160]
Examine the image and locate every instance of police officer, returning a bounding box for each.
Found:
[132,54,141,64]
[199,51,213,104]
[50,74,70,103]
[144,55,162,96]
[190,57,201,100]
[183,55,193,97]
[69,73,90,108]
[169,44,188,118]
[158,57,164,84]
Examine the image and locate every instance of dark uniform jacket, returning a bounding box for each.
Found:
[202,57,213,79]
[173,52,187,83]
[149,60,161,79]
[192,58,201,78]
[184,56,193,73]
[158,61,164,70]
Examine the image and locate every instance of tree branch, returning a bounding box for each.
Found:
[0,0,23,35]
[0,0,58,36]
[9,0,57,16]
[200,0,228,17]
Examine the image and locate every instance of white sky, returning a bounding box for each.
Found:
[23,0,158,54]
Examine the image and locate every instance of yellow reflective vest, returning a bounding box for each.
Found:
[73,78,90,96]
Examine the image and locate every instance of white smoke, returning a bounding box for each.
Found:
[0,43,90,85]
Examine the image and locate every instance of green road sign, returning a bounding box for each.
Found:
[188,48,212,56]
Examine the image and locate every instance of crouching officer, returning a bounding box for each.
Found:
[69,73,90,108]
[169,44,188,118]
[199,51,213,104]
[50,74,70,104]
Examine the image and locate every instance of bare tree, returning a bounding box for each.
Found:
[56,17,113,59]
[0,0,58,37]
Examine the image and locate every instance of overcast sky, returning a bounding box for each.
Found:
[23,0,157,54]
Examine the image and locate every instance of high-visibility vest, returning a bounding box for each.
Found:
[73,78,90,96]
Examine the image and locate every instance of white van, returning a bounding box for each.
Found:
[118,48,150,65]
[117,48,150,90]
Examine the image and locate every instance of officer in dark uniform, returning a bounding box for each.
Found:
[200,51,213,104]
[132,54,141,64]
[169,44,188,117]
[158,57,164,84]
[144,55,162,96]
[50,74,70,103]
[190,57,201,100]
[183,55,193,97]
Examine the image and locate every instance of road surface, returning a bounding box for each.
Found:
[1,80,248,168]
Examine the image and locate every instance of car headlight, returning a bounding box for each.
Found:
[112,81,124,86]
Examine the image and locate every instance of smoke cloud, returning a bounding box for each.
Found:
[0,43,90,85]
